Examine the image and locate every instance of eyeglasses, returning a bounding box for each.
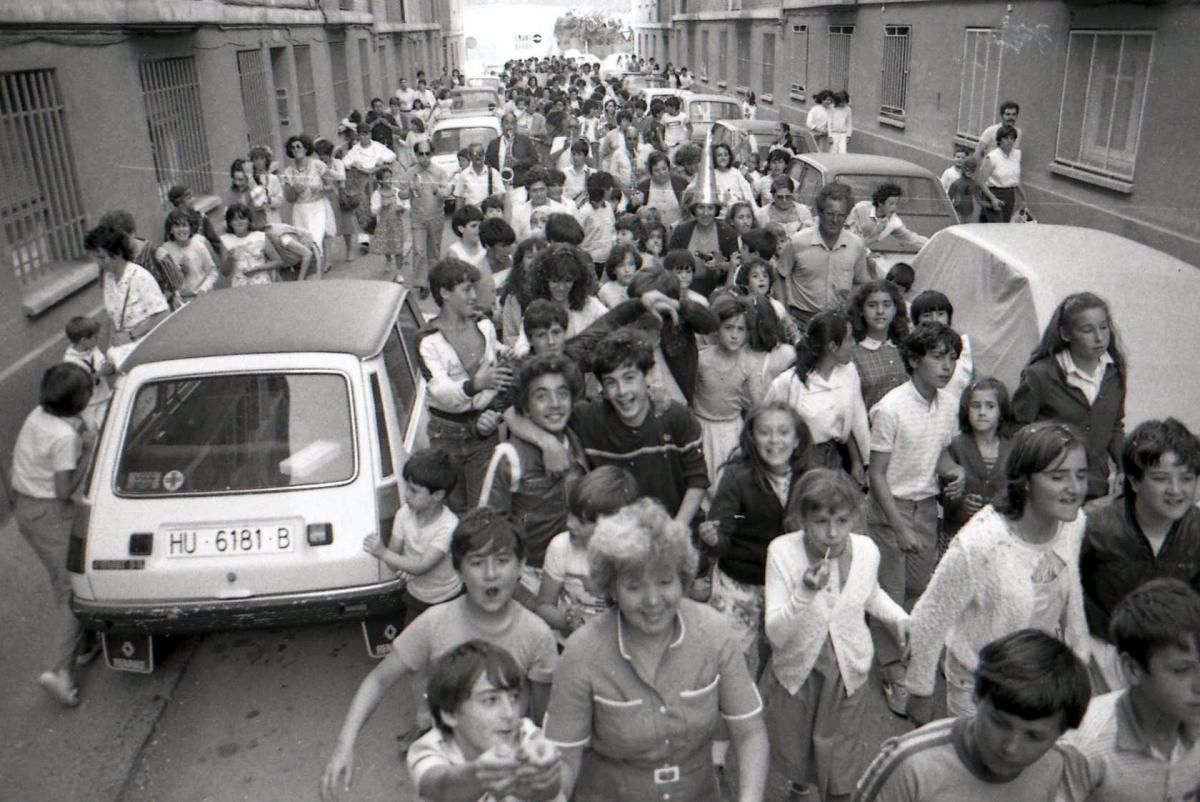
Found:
[416,150,433,156]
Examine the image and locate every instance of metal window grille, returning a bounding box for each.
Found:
[137,57,212,207]
[879,25,911,122]
[718,30,728,85]
[790,23,808,100]
[1054,30,1153,182]
[293,45,319,135]
[387,0,406,23]
[956,28,1003,140]
[359,38,373,108]
[0,69,87,285]
[237,49,274,150]
[329,38,351,120]
[827,25,853,93]
[736,25,752,89]
[697,27,706,80]
[761,32,775,97]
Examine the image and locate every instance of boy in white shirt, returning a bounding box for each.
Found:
[363,449,461,625]
[62,316,114,432]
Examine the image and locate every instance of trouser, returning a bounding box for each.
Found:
[426,414,499,514]
[410,217,441,290]
[866,495,939,677]
[983,186,1017,223]
[13,493,83,674]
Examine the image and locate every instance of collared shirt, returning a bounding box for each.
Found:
[766,363,870,460]
[341,140,396,174]
[1057,350,1113,406]
[393,87,416,111]
[1061,690,1200,802]
[403,162,450,222]
[452,164,503,207]
[103,263,169,333]
[497,135,515,168]
[869,381,957,501]
[574,201,616,264]
[543,601,762,800]
[778,225,871,318]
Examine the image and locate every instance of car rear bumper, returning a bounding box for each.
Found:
[72,578,406,636]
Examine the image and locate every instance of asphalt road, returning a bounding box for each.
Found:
[0,251,922,802]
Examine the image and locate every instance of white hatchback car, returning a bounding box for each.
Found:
[70,281,429,671]
[429,114,502,177]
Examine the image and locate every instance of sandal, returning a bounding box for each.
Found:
[38,670,80,707]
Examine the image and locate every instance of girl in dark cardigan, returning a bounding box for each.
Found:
[1013,292,1126,500]
[942,377,1015,545]
[700,400,813,679]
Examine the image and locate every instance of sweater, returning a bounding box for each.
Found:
[764,532,907,695]
[1012,356,1125,499]
[707,462,797,586]
[942,432,1011,535]
[907,505,1090,697]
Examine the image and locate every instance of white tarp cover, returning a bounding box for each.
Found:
[910,224,1200,433]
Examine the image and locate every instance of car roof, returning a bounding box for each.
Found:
[795,153,939,179]
[124,281,406,369]
[688,94,739,104]
[715,119,782,133]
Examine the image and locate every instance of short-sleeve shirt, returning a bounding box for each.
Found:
[855,716,1082,802]
[779,226,871,319]
[1060,689,1200,802]
[11,406,81,499]
[542,601,762,800]
[407,718,567,802]
[869,382,957,501]
[388,596,558,684]
[103,263,169,333]
[390,505,461,603]
[542,532,609,620]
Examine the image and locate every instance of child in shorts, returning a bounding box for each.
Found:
[63,316,114,432]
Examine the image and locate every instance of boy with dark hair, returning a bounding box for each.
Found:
[1081,419,1200,691]
[544,212,585,246]
[867,322,966,714]
[406,641,565,802]
[885,262,915,297]
[522,300,569,357]
[575,171,617,272]
[1062,578,1200,801]
[363,448,461,625]
[322,508,558,799]
[534,466,640,638]
[480,354,588,606]
[855,629,1092,801]
[480,217,517,293]
[908,290,974,400]
[63,315,114,432]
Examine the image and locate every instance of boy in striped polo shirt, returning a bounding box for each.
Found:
[855,630,1091,802]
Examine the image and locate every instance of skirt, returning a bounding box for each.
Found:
[708,566,767,679]
[292,199,329,245]
[698,415,743,493]
[370,208,406,256]
[760,639,872,797]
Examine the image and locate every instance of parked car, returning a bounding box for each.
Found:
[448,87,501,114]
[710,119,818,166]
[685,93,744,145]
[622,73,669,97]
[911,224,1200,434]
[429,115,502,176]
[787,153,958,254]
[70,281,430,671]
[465,75,503,93]
[598,52,638,81]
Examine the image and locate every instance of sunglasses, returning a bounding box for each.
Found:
[416,150,433,156]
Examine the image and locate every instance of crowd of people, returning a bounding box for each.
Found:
[9,53,1198,802]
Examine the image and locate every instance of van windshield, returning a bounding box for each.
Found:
[115,372,355,496]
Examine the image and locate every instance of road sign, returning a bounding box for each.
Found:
[533,34,542,44]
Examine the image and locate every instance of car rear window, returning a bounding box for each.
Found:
[115,372,356,496]
[432,127,496,155]
[689,101,740,122]
[835,175,949,217]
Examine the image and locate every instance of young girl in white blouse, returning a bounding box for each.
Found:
[766,310,869,482]
[761,468,909,802]
[906,422,1092,726]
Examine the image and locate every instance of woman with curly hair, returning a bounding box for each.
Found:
[525,243,607,340]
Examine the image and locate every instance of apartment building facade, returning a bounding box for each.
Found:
[632,0,1198,268]
[0,0,462,463]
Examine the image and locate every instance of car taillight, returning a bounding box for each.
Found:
[307,523,333,546]
[67,502,90,574]
[128,533,153,556]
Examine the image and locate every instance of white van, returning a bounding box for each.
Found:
[69,281,429,671]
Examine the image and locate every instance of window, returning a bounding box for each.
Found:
[237,49,274,149]
[293,45,319,135]
[956,28,1003,141]
[789,22,809,100]
[1054,30,1153,185]
[688,25,698,76]
[138,58,212,205]
[0,69,87,285]
[329,38,351,120]
[827,25,853,93]
[116,373,356,496]
[879,25,911,125]
[269,47,292,129]
[719,30,729,86]
[369,373,394,477]
[699,28,709,81]
[761,32,776,99]
[736,25,752,90]
[359,38,373,108]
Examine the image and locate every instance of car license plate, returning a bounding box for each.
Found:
[163,524,296,558]
[102,633,154,673]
